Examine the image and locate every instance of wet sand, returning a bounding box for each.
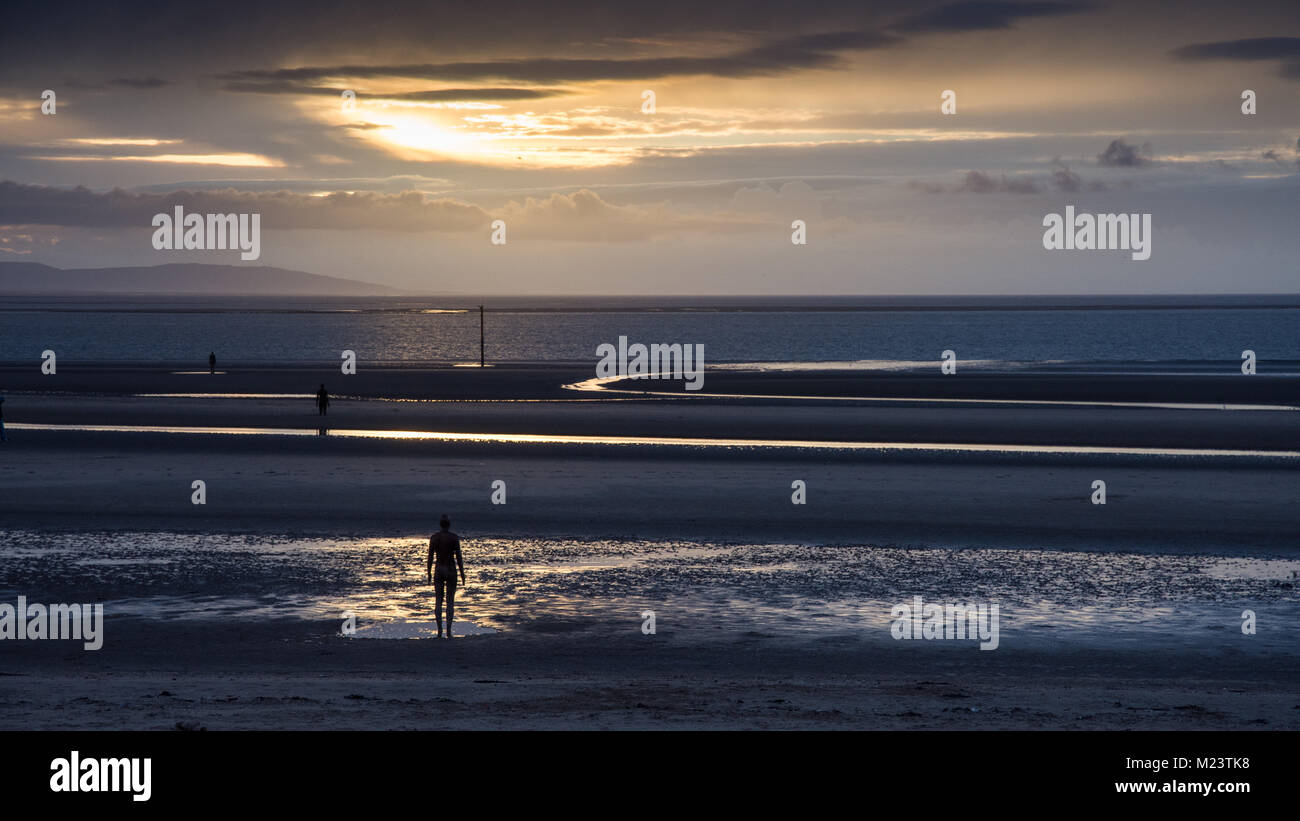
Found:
[2,392,1298,549]
[2,621,1297,730]
[0,364,1297,728]
[7,391,1300,451]
[3,361,1297,405]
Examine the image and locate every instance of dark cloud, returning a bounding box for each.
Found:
[386,88,566,101]
[219,30,900,86]
[1050,162,1081,192]
[0,1,897,75]
[1171,37,1300,80]
[215,7,1104,91]
[911,170,1040,193]
[130,175,454,194]
[1260,144,1300,169]
[962,170,1039,193]
[108,77,169,89]
[892,1,1090,33]
[0,180,738,241]
[1049,158,1106,191]
[1172,36,1300,61]
[215,6,1095,92]
[223,81,567,101]
[912,161,1111,194]
[1097,139,1151,168]
[64,77,170,91]
[0,181,488,232]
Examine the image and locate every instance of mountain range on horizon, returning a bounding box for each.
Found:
[0,262,405,296]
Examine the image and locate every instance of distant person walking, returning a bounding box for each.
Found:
[316,384,329,416]
[209,352,216,375]
[426,515,466,639]
[0,397,6,442]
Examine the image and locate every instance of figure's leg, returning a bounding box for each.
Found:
[446,584,456,637]
[434,578,445,637]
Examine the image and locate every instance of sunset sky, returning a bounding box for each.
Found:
[1,0,1298,294]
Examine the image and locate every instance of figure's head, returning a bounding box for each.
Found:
[440,514,450,530]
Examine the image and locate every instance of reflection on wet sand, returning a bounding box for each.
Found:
[10,421,1300,458]
[3,530,1298,651]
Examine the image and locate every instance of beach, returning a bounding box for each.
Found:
[0,363,1297,729]
[4,621,1297,730]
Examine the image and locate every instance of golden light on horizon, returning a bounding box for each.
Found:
[340,105,638,168]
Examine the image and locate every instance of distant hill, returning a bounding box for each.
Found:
[0,262,404,296]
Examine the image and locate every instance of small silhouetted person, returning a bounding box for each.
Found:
[209,352,216,375]
[426,515,466,638]
[0,397,6,442]
[316,384,329,416]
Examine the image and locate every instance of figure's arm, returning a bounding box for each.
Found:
[426,536,434,582]
[456,542,466,585]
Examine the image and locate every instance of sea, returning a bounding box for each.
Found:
[3,294,1300,370]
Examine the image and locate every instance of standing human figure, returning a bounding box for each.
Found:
[209,352,216,375]
[0,397,7,442]
[426,515,466,638]
[316,384,329,416]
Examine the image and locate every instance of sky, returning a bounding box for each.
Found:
[0,0,1297,295]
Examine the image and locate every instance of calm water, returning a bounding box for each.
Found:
[3,295,1299,366]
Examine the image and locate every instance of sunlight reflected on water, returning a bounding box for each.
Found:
[1,531,1297,650]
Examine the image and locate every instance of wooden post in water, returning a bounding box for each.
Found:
[479,304,485,367]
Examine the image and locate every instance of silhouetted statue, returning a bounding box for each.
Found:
[0,397,6,442]
[426,514,466,638]
[316,384,329,416]
[209,352,216,375]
